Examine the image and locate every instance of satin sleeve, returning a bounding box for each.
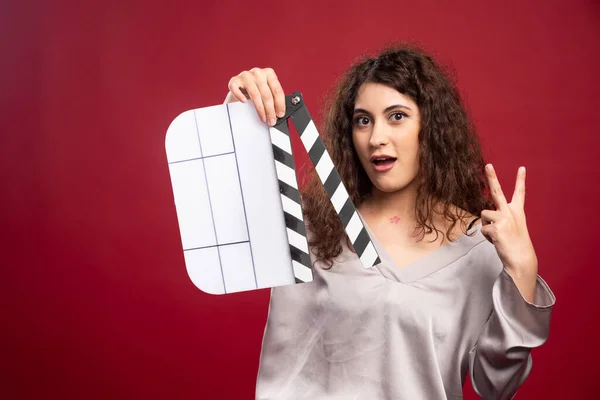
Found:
[468,268,556,399]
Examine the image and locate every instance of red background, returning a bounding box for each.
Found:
[2,0,599,398]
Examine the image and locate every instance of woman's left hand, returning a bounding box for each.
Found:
[481,164,538,300]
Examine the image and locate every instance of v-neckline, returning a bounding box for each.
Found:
[357,211,486,283]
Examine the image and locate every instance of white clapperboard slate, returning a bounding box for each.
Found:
[165,92,381,295]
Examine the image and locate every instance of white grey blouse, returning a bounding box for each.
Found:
[255,221,556,399]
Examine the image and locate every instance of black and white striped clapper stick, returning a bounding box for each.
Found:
[268,92,381,283]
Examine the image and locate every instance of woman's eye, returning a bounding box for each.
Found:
[355,116,370,126]
[391,112,406,121]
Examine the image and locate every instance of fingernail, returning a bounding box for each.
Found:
[486,164,493,171]
[269,119,276,126]
[277,111,285,118]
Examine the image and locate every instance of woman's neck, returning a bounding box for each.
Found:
[358,185,472,241]
[359,186,419,227]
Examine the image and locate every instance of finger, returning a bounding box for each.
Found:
[240,73,267,123]
[265,68,286,119]
[250,69,278,126]
[227,77,248,103]
[256,79,277,126]
[240,87,251,99]
[480,224,497,244]
[480,209,502,226]
[485,164,508,211]
[511,166,526,208]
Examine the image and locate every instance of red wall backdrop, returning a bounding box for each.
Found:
[2,0,599,398]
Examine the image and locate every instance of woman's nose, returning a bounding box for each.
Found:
[369,122,389,147]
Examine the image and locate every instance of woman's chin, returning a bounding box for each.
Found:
[372,182,409,194]
[369,175,417,195]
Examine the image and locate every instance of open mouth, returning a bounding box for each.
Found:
[370,156,397,172]
[372,157,397,166]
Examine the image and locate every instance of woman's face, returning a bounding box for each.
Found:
[351,83,422,194]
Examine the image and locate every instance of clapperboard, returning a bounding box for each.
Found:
[165,92,380,294]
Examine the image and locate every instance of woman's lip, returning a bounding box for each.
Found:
[372,160,396,172]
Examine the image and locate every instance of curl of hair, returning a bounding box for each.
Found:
[301,43,493,268]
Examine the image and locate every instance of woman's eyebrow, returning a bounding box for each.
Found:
[353,104,412,115]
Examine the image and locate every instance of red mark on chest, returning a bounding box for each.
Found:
[389,216,401,224]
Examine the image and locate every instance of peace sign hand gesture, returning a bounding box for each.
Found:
[481,164,538,302]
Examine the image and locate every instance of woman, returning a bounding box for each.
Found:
[224,45,555,400]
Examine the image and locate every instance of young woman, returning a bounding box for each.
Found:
[224,45,556,400]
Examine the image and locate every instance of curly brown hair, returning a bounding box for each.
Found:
[300,43,494,268]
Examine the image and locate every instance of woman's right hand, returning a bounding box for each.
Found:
[224,68,286,127]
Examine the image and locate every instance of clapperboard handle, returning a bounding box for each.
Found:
[268,92,381,284]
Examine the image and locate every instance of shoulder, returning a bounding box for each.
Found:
[436,204,502,280]
[437,204,482,242]
[461,228,504,284]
